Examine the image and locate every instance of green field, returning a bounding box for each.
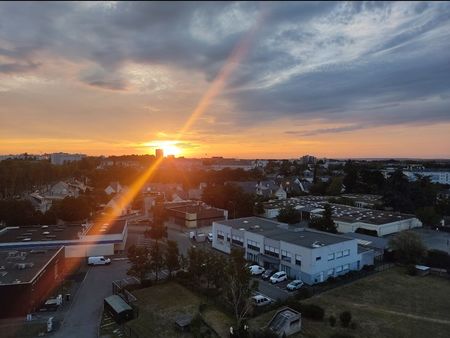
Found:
[127,282,233,338]
[251,267,450,338]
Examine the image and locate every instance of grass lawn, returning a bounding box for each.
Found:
[202,305,234,337]
[250,267,450,338]
[127,282,232,338]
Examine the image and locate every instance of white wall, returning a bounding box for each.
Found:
[336,218,422,236]
[65,243,114,257]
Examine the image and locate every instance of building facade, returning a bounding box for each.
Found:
[50,152,86,165]
[0,247,65,318]
[212,217,373,285]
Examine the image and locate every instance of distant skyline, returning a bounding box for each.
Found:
[1,2,450,158]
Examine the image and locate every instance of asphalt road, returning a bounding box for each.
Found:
[53,260,129,338]
[254,277,291,301]
[411,228,450,253]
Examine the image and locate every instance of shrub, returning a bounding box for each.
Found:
[198,303,207,313]
[340,311,352,327]
[330,334,355,338]
[250,328,278,338]
[298,303,325,321]
[329,315,336,327]
[406,264,417,276]
[295,287,313,300]
[362,264,375,272]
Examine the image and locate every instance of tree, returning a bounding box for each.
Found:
[309,204,337,233]
[187,247,207,284]
[204,251,227,289]
[165,240,180,278]
[326,177,343,196]
[149,241,165,281]
[224,249,258,329]
[127,245,150,284]
[145,223,167,243]
[277,205,301,224]
[415,206,441,227]
[389,232,426,265]
[339,311,352,328]
[343,161,359,193]
[51,196,92,221]
[253,201,264,215]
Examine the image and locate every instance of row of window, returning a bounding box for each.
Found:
[327,264,350,276]
[215,232,349,269]
[327,249,350,261]
[232,234,244,246]
[247,239,261,252]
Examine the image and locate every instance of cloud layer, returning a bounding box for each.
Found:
[0,1,449,156]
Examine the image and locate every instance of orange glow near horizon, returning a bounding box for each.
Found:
[144,140,183,157]
[60,5,267,281]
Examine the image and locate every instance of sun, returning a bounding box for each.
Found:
[161,143,182,157]
[145,140,182,157]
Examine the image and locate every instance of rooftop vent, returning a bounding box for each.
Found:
[311,241,324,248]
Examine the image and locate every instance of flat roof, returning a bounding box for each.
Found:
[0,224,84,244]
[167,205,224,219]
[328,204,416,225]
[86,219,126,236]
[263,196,417,225]
[0,247,63,285]
[104,295,132,313]
[216,217,352,248]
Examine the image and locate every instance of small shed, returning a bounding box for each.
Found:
[268,307,301,337]
[104,295,134,324]
[175,314,193,331]
[415,265,430,276]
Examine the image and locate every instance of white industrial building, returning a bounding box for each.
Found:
[262,196,421,237]
[212,217,374,285]
[0,219,128,258]
[50,152,86,165]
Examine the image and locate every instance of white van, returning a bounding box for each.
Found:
[88,256,111,266]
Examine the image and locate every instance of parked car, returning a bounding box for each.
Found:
[248,265,265,275]
[251,295,272,307]
[88,256,111,266]
[189,231,206,242]
[270,271,288,284]
[286,279,304,291]
[261,269,275,280]
[207,233,213,242]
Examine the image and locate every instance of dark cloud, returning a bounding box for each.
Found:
[0,1,449,132]
[285,124,366,137]
[0,61,39,74]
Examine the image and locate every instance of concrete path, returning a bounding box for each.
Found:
[53,260,129,338]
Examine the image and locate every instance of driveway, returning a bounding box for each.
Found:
[53,259,129,338]
[410,228,450,253]
[254,277,291,301]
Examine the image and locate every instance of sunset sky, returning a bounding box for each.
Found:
[0,1,449,159]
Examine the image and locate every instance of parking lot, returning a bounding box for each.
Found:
[252,275,296,301]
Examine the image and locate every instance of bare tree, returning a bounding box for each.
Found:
[224,249,258,330]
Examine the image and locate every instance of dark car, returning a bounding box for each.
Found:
[261,269,274,280]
